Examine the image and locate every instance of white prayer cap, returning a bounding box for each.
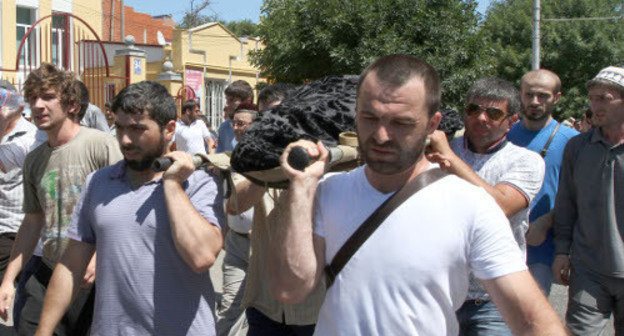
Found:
[593,66,624,88]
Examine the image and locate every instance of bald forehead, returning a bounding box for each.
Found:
[521,70,561,93]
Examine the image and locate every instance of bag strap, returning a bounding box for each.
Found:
[539,122,561,158]
[324,167,449,288]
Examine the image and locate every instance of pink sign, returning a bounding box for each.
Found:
[185,68,203,103]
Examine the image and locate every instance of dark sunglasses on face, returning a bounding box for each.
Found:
[464,103,508,121]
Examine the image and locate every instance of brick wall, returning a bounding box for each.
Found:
[102,0,174,44]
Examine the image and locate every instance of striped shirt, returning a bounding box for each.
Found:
[0,117,44,234]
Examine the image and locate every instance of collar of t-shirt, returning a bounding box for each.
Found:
[463,135,508,154]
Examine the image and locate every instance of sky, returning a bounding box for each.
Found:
[125,0,495,24]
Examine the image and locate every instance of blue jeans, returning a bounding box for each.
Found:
[529,262,554,296]
[456,300,513,336]
[246,307,315,336]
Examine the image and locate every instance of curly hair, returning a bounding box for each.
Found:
[23,63,81,121]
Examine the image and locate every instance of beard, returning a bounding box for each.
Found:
[358,133,427,175]
[122,136,167,172]
[523,106,550,121]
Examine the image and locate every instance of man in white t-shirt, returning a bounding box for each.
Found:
[175,100,214,155]
[269,55,564,336]
[427,77,545,335]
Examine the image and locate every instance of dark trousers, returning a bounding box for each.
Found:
[246,307,315,336]
[0,234,15,336]
[17,261,94,336]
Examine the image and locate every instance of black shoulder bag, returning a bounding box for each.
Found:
[324,168,449,288]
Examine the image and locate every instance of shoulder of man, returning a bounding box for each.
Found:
[504,141,544,163]
[77,127,123,162]
[23,140,50,172]
[556,124,580,141]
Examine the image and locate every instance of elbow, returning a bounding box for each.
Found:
[188,253,218,274]
[225,202,239,215]
[270,278,314,305]
[274,291,307,305]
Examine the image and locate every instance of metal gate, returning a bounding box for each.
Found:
[0,13,127,108]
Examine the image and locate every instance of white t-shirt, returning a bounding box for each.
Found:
[175,119,210,155]
[450,137,545,300]
[312,165,526,336]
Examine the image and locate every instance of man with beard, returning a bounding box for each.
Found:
[175,100,214,154]
[507,70,578,295]
[270,55,564,335]
[0,64,121,335]
[33,81,224,336]
[552,66,624,335]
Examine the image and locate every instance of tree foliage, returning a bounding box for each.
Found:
[483,0,624,120]
[179,0,215,29]
[250,0,494,109]
[224,19,259,37]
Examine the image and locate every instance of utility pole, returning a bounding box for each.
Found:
[533,0,624,70]
[532,0,540,70]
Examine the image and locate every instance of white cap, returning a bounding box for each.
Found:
[593,66,624,88]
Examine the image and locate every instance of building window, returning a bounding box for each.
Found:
[16,6,36,68]
[51,14,68,66]
[205,79,226,129]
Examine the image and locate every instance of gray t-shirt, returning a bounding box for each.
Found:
[23,127,122,264]
[68,161,224,336]
[451,137,544,300]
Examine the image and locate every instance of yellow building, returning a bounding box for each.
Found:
[168,22,263,128]
[1,2,266,127]
[0,0,103,86]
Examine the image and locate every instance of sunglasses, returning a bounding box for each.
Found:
[464,103,508,121]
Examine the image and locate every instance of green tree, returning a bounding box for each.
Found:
[483,0,624,120]
[250,0,494,109]
[179,0,216,29]
[224,19,259,37]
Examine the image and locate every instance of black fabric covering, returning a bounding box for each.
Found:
[439,108,464,137]
[231,75,359,172]
[230,76,465,172]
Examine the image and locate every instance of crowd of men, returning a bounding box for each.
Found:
[0,54,620,336]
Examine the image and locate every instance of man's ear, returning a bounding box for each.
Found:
[427,111,442,134]
[67,103,81,121]
[553,91,562,104]
[163,119,176,142]
[506,114,519,132]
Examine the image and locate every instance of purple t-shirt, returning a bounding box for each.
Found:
[68,161,224,336]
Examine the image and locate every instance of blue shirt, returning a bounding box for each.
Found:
[507,119,578,265]
[68,161,224,336]
[216,120,237,153]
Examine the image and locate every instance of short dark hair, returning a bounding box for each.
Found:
[258,83,296,109]
[225,80,254,102]
[75,81,90,122]
[111,81,176,129]
[466,77,521,116]
[358,54,440,117]
[23,63,81,121]
[104,101,111,109]
[181,99,200,114]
